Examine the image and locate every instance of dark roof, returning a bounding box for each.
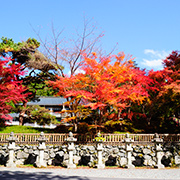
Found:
[27,97,67,106]
[9,113,19,118]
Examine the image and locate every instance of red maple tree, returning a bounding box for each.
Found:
[0,56,27,121]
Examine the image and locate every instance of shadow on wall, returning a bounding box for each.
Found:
[132,156,144,167]
[0,154,8,166]
[161,155,171,167]
[79,155,91,166]
[24,154,37,165]
[52,154,64,166]
[105,155,116,166]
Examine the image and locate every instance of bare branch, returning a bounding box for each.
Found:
[31,18,103,76]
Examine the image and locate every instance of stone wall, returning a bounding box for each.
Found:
[0,143,180,168]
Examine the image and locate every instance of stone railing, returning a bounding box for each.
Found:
[0,133,179,145]
[0,132,180,169]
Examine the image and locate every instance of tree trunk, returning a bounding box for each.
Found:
[74,123,78,132]
[19,102,27,126]
[95,119,98,134]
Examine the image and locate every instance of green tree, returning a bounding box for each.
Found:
[0,37,57,125]
[23,105,57,125]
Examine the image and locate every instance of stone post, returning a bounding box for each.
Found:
[36,132,48,167]
[122,133,134,169]
[152,133,164,169]
[94,132,105,169]
[66,132,77,168]
[6,132,18,167]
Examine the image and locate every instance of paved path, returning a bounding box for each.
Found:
[0,167,180,180]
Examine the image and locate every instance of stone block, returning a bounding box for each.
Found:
[143,159,155,166]
[29,149,33,154]
[89,150,95,154]
[118,157,127,167]
[175,155,180,165]
[73,155,81,165]
[33,146,37,150]
[2,146,8,150]
[15,159,24,165]
[132,152,137,157]
[17,151,28,159]
[33,150,39,156]
[54,148,59,152]
[133,147,142,153]
[112,147,119,154]
[73,149,77,155]
[88,146,95,151]
[165,151,172,157]
[57,151,64,156]
[150,152,155,157]
[47,159,52,165]
[63,153,69,160]
[50,152,56,158]
[143,148,151,155]
[62,159,68,167]
[143,154,151,160]
[0,150,6,156]
[44,152,49,160]
[61,145,67,149]
[131,156,135,161]
[102,151,109,158]
[118,152,125,157]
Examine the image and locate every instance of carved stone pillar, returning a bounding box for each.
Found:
[36,132,48,167]
[123,133,134,169]
[6,132,17,167]
[152,133,164,169]
[94,132,105,169]
[66,132,77,168]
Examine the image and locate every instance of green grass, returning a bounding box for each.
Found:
[17,164,35,168]
[0,125,54,133]
[113,131,129,134]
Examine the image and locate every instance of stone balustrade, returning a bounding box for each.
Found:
[0,132,179,168]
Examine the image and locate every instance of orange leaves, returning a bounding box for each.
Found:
[50,52,152,121]
[163,80,180,94]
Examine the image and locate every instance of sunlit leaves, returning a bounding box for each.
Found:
[50,52,152,123]
[0,56,27,120]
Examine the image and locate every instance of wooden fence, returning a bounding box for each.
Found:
[0,133,180,145]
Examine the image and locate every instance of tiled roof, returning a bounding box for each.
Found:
[27,97,67,106]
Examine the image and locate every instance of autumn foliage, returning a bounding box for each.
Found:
[0,56,27,120]
[50,52,155,127]
[1,35,179,133]
[132,50,180,133]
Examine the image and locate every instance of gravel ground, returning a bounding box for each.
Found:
[0,167,180,179]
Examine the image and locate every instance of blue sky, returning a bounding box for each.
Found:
[1,0,180,71]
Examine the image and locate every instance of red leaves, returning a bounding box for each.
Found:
[151,51,180,97]
[0,56,27,119]
[163,51,180,71]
